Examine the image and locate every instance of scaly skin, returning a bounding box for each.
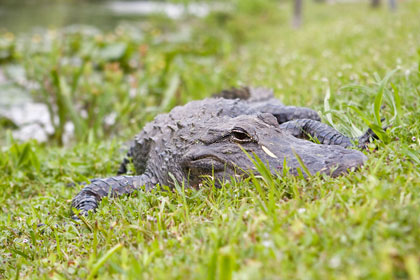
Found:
[71,87,372,216]
[71,175,154,213]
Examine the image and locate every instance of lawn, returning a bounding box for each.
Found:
[1,0,420,279]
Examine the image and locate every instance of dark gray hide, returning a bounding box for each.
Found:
[71,87,369,215]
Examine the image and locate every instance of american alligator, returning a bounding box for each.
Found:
[71,87,376,215]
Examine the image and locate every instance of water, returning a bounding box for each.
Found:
[109,2,210,19]
[0,0,211,33]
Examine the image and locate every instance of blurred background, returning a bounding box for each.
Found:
[0,0,218,33]
[0,0,398,33]
[0,0,417,145]
[2,3,420,279]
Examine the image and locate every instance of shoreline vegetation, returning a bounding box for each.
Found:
[1,0,420,278]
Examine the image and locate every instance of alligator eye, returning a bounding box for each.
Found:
[231,127,252,143]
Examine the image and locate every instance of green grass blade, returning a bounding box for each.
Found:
[348,105,389,143]
[402,147,420,165]
[292,148,312,178]
[51,68,87,141]
[159,74,180,111]
[17,143,30,167]
[374,69,399,125]
[390,82,402,125]
[373,87,384,126]
[340,84,376,94]
[87,243,123,280]
[323,85,334,126]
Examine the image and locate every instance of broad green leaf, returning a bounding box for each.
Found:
[99,43,127,61]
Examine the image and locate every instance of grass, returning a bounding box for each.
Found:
[1,0,420,278]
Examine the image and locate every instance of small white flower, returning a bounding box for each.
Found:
[146,215,157,222]
[329,256,341,268]
[262,240,273,248]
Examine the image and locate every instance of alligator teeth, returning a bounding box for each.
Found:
[261,145,278,158]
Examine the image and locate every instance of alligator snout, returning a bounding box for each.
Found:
[258,135,368,178]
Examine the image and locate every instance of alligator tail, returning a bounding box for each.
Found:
[117,144,134,175]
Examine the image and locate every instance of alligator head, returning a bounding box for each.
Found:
[181,113,367,187]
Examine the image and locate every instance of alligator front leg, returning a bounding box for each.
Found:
[279,119,377,148]
[71,174,154,216]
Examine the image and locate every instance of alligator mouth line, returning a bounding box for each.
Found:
[188,154,238,172]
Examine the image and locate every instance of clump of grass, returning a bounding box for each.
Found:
[2,22,237,144]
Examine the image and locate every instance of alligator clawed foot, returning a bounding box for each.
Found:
[357,123,391,149]
[71,199,98,220]
[71,209,92,221]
